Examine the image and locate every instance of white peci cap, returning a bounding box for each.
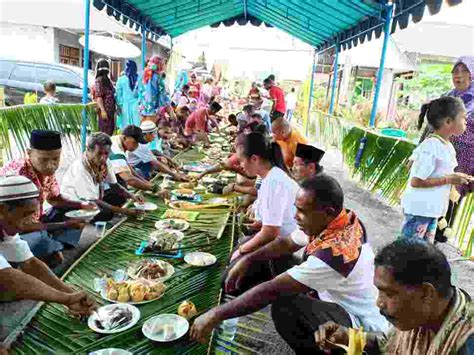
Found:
[0,175,39,202]
[140,120,157,134]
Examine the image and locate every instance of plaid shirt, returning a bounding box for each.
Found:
[0,157,60,221]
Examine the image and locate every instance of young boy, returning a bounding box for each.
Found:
[40,81,59,105]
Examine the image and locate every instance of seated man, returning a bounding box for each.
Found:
[237,104,271,133]
[0,175,95,315]
[315,239,474,354]
[272,117,309,169]
[109,125,162,194]
[190,174,388,353]
[61,132,143,221]
[184,101,222,144]
[292,143,325,182]
[195,134,258,206]
[126,120,188,181]
[0,130,95,264]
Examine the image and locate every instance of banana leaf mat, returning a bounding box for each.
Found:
[11,149,237,354]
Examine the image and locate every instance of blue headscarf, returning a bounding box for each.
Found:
[125,60,138,91]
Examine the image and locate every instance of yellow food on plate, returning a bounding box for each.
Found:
[178,182,197,189]
[104,279,166,303]
[117,288,130,303]
[174,188,194,195]
[107,288,118,301]
[177,300,198,320]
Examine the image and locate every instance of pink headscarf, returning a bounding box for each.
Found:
[143,55,165,84]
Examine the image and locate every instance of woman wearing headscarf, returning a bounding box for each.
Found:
[115,60,140,129]
[137,55,168,123]
[419,56,474,241]
[93,59,116,135]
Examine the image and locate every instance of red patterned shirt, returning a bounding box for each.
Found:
[0,157,60,221]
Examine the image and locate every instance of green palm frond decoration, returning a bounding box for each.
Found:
[342,127,413,205]
[313,110,414,205]
[0,103,98,158]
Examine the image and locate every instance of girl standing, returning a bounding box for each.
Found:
[93,59,116,135]
[115,59,140,129]
[138,56,168,123]
[401,97,471,242]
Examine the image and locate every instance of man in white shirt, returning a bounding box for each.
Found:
[61,132,143,221]
[126,121,188,181]
[109,125,165,195]
[190,174,388,352]
[0,175,95,314]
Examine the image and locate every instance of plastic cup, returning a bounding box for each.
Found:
[93,277,107,292]
[112,269,126,282]
[95,221,107,238]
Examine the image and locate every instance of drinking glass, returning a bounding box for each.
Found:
[95,221,107,238]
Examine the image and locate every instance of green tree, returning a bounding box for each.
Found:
[397,63,452,110]
[196,51,207,70]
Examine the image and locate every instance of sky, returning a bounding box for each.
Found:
[173,0,474,80]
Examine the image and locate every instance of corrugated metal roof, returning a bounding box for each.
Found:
[93,0,463,50]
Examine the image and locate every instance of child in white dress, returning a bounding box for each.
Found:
[401,97,471,243]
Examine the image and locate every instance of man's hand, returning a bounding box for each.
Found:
[229,249,241,263]
[190,309,221,343]
[65,219,86,229]
[65,291,97,317]
[174,173,190,182]
[314,321,349,351]
[133,195,145,204]
[222,183,235,195]
[225,256,251,294]
[157,190,170,200]
[80,201,98,210]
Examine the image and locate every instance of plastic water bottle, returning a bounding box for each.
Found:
[221,317,238,340]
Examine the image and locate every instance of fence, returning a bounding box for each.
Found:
[310,109,473,256]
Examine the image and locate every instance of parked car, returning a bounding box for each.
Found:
[0,59,94,106]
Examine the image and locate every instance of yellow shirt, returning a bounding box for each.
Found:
[276,127,308,168]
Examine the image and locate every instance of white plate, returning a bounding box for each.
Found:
[155,219,190,231]
[142,314,189,342]
[133,202,158,211]
[88,304,140,334]
[65,209,100,220]
[127,259,175,282]
[184,252,217,267]
[202,177,218,184]
[89,349,133,355]
[220,172,236,179]
[149,229,185,242]
[206,197,230,205]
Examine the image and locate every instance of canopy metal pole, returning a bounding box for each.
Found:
[328,42,339,115]
[306,49,318,137]
[81,0,91,151]
[141,26,147,70]
[369,2,394,127]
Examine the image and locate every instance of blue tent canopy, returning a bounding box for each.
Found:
[93,0,463,50]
